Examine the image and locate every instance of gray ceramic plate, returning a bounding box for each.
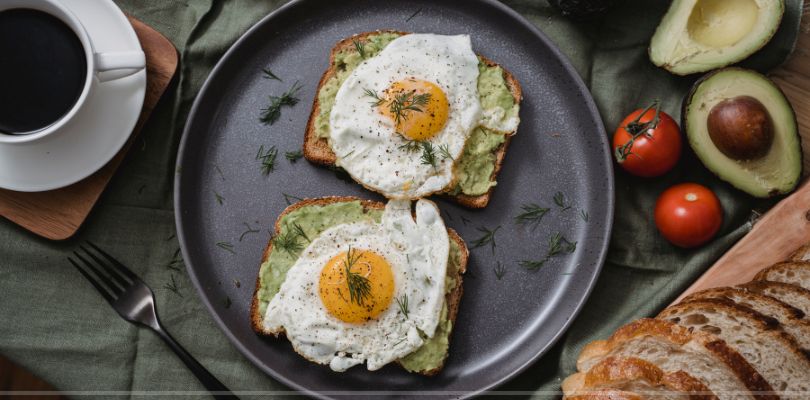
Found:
[175,0,614,398]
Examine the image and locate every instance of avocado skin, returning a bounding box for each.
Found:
[549,0,615,20]
[682,67,803,198]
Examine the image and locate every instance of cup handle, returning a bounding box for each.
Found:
[94,51,146,82]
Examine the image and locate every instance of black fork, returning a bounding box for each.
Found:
[69,241,238,399]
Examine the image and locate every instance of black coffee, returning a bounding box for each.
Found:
[0,8,87,134]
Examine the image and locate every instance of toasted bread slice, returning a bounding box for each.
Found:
[249,196,468,376]
[659,299,810,396]
[740,281,810,317]
[789,243,810,262]
[683,287,810,354]
[753,261,810,290]
[563,356,716,400]
[577,318,771,400]
[303,31,522,209]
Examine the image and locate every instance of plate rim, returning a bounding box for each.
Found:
[174,0,614,397]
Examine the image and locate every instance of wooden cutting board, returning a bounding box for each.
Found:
[674,14,810,301]
[0,16,178,240]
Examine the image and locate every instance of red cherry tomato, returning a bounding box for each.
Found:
[613,101,682,177]
[655,183,723,248]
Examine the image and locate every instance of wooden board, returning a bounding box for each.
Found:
[0,16,178,240]
[674,13,810,302]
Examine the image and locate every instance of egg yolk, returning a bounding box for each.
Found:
[379,79,449,141]
[318,249,394,323]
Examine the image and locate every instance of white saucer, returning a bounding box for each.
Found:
[0,0,146,192]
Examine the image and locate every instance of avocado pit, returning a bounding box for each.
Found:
[706,95,774,160]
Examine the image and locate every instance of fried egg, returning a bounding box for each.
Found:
[262,199,450,371]
[329,34,482,199]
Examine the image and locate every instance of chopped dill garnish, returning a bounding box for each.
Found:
[515,203,549,230]
[223,296,232,308]
[580,209,589,222]
[493,262,506,280]
[216,241,235,254]
[260,81,302,125]
[438,144,453,161]
[273,230,305,256]
[214,164,225,181]
[291,222,310,243]
[285,150,303,163]
[213,191,224,205]
[239,222,260,242]
[519,259,546,271]
[471,225,501,255]
[405,8,422,22]
[553,191,571,210]
[390,91,431,124]
[282,192,303,205]
[344,247,372,306]
[396,294,410,319]
[256,145,278,175]
[262,68,282,81]
[353,39,366,59]
[363,87,384,107]
[520,232,577,271]
[420,141,438,171]
[398,138,422,153]
[460,215,471,226]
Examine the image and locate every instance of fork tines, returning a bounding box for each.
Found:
[68,241,138,303]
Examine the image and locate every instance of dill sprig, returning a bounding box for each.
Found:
[438,144,453,161]
[260,80,302,125]
[285,150,303,163]
[291,222,310,243]
[214,164,225,181]
[262,68,282,81]
[520,232,577,271]
[282,192,303,205]
[344,247,372,306]
[553,191,571,210]
[363,88,384,107]
[460,215,471,226]
[163,274,182,297]
[493,262,506,280]
[396,294,410,319]
[580,209,589,222]
[213,191,224,205]
[390,91,431,124]
[471,225,501,255]
[256,145,278,175]
[398,138,422,153]
[420,141,438,171]
[273,229,305,256]
[223,296,232,309]
[216,241,235,254]
[353,39,366,59]
[515,203,550,229]
[239,222,260,242]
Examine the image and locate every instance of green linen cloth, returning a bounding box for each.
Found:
[0,0,802,398]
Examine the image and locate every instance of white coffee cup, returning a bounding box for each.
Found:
[0,0,145,144]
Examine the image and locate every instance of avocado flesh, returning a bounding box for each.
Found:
[650,0,784,75]
[684,68,801,197]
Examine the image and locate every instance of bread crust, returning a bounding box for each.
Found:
[249,196,468,376]
[752,261,810,290]
[303,31,522,209]
[577,318,774,399]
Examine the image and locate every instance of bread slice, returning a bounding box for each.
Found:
[789,243,810,262]
[249,196,469,376]
[577,318,771,400]
[303,31,522,209]
[740,281,810,317]
[753,261,810,291]
[659,299,810,397]
[683,287,810,354]
[563,356,716,400]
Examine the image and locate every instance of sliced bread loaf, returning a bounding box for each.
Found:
[577,319,770,400]
[740,281,810,317]
[683,287,810,353]
[659,299,810,397]
[563,356,716,400]
[753,261,810,290]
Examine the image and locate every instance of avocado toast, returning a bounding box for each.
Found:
[250,196,469,375]
[303,31,523,209]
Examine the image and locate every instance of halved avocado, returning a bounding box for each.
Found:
[684,68,801,197]
[650,0,784,75]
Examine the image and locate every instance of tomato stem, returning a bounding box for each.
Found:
[615,100,661,162]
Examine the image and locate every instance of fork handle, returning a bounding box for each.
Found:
[154,327,239,399]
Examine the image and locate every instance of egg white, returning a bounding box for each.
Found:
[329,34,482,199]
[262,199,450,371]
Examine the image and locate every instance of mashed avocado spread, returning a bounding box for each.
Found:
[256,201,463,372]
[314,32,517,197]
